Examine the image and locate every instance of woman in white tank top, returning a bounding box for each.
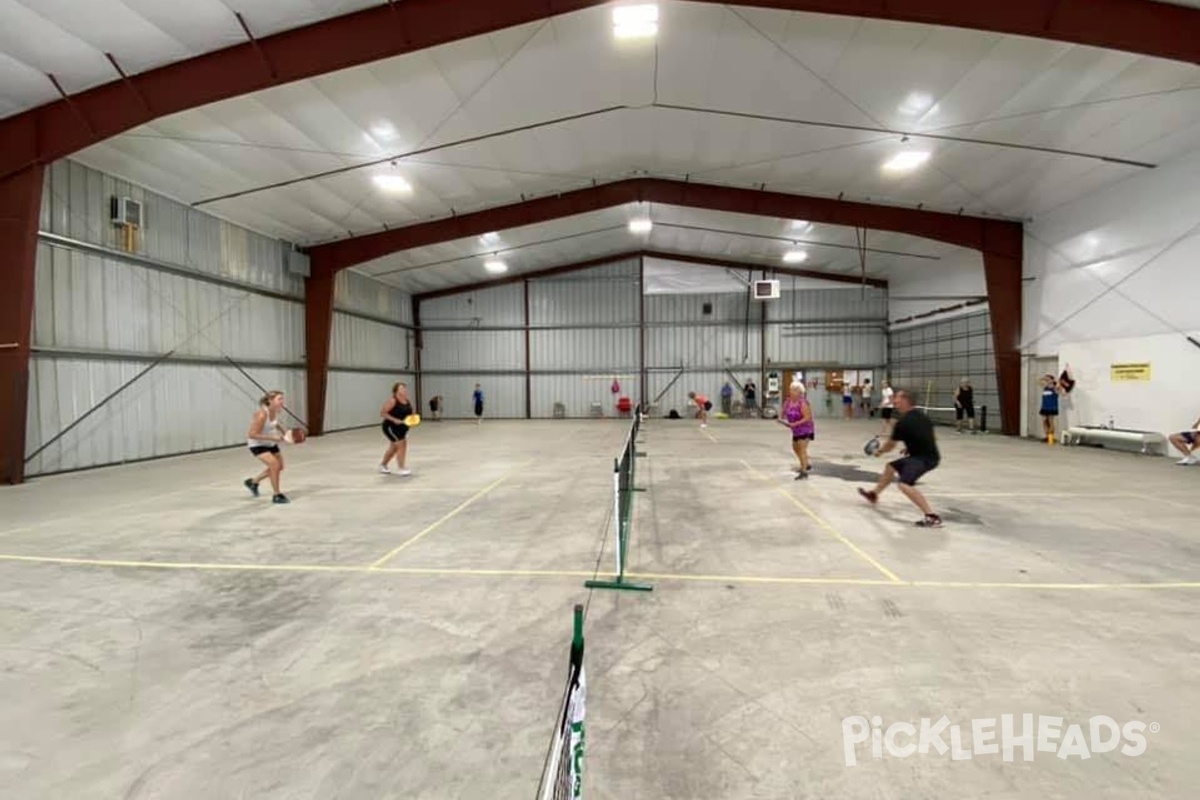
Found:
[244,390,290,504]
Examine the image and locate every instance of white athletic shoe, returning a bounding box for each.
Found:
[379,465,391,474]
[396,468,412,477]
[700,423,708,429]
[1177,456,1197,466]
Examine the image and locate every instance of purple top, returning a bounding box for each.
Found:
[784,397,814,437]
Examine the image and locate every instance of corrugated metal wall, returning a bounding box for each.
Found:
[27,160,306,475]
[325,270,415,431]
[888,310,1001,429]
[415,259,888,419]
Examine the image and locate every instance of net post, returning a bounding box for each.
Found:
[585,447,652,592]
[980,405,988,434]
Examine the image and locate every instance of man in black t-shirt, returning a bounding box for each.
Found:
[858,390,942,528]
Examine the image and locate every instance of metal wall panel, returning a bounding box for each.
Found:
[325,371,416,432]
[420,330,524,371]
[421,283,524,327]
[419,375,525,419]
[530,375,641,418]
[529,328,638,371]
[42,160,305,296]
[26,359,305,476]
[646,369,732,418]
[330,314,411,370]
[33,242,305,361]
[767,323,886,366]
[888,311,1001,427]
[336,269,413,324]
[645,323,762,370]
[528,259,641,325]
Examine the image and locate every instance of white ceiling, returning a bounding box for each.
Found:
[15,1,1200,292]
[0,0,381,119]
[355,202,973,294]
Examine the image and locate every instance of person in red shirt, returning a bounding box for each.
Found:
[687,391,712,428]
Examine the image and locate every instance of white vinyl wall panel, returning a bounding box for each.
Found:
[420,330,524,371]
[647,370,731,417]
[531,376,641,418]
[325,371,416,432]
[528,260,640,325]
[529,328,638,371]
[766,324,886,366]
[336,269,413,325]
[33,243,304,361]
[420,283,524,326]
[330,314,411,371]
[42,160,304,296]
[420,375,525,419]
[645,324,761,370]
[26,361,305,476]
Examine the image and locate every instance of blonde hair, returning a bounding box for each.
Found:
[259,390,284,407]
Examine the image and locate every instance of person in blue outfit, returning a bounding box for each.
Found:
[473,383,484,424]
[1039,374,1061,442]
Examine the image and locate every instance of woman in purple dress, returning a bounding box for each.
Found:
[779,383,815,479]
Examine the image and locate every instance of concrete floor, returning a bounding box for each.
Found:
[1,417,1197,799]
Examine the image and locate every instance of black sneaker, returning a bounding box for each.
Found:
[272,494,290,505]
[794,471,808,480]
[244,478,259,497]
[916,514,943,528]
[858,488,878,505]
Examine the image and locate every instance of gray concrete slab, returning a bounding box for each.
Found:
[0,417,1197,798]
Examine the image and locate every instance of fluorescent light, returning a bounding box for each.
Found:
[484,259,508,275]
[882,151,931,173]
[898,92,934,117]
[480,231,500,245]
[791,220,811,231]
[372,174,412,193]
[613,4,658,39]
[628,218,653,234]
[782,250,808,264]
[370,122,397,140]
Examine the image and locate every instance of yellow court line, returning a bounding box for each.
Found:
[701,428,719,443]
[368,462,531,569]
[1,552,1197,590]
[740,459,902,583]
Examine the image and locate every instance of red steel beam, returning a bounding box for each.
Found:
[2,0,1197,181]
[303,269,335,437]
[0,165,44,484]
[309,178,1017,273]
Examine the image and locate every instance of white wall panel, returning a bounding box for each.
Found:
[528,260,640,325]
[33,242,304,361]
[421,283,524,326]
[26,359,305,476]
[421,330,524,371]
[531,376,641,418]
[646,370,732,418]
[529,328,638,371]
[336,269,413,325]
[43,160,304,296]
[419,375,525,419]
[645,324,761,369]
[330,314,411,370]
[325,371,416,432]
[767,324,885,366]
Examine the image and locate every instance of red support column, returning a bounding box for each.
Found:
[982,222,1025,437]
[0,165,44,484]
[304,266,335,436]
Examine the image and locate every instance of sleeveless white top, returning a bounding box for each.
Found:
[247,408,284,448]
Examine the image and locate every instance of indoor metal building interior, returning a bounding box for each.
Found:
[1,2,1198,798]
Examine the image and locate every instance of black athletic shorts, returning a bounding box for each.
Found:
[891,456,938,486]
[382,421,408,442]
[703,401,713,411]
[1040,409,1058,417]
[249,445,280,456]
[955,404,975,420]
[474,402,484,417]
[881,407,893,420]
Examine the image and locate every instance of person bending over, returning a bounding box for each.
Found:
[858,389,942,528]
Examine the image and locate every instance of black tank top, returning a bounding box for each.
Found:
[391,397,412,422]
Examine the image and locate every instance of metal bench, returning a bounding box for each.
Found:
[1061,426,1168,456]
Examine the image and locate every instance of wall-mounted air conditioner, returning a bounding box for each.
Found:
[110,197,143,227]
[753,279,780,300]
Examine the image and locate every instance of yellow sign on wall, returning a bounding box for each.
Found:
[1110,363,1151,381]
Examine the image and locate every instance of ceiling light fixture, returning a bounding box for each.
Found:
[791,220,811,232]
[372,173,412,193]
[897,92,935,117]
[782,249,808,264]
[628,218,653,234]
[613,4,659,39]
[882,151,931,173]
[480,231,501,245]
[484,258,508,275]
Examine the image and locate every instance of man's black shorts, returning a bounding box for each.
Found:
[955,404,975,420]
[891,456,938,486]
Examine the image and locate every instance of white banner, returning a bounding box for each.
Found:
[567,666,586,798]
